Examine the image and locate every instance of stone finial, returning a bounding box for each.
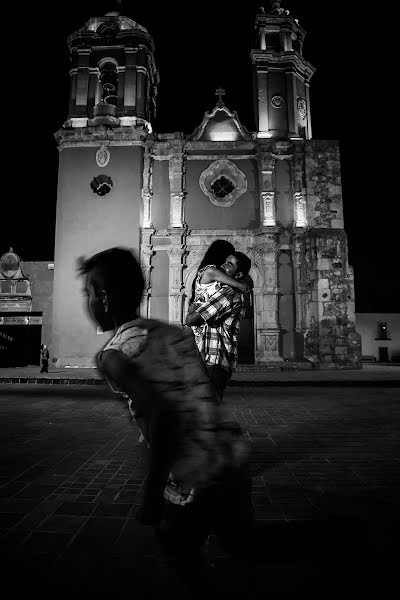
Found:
[270,0,284,14]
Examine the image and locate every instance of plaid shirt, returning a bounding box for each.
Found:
[194,286,245,372]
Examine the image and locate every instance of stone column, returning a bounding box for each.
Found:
[123,48,137,112]
[87,68,99,118]
[167,246,186,325]
[140,235,154,319]
[260,29,266,50]
[69,69,77,117]
[293,235,307,335]
[293,146,307,227]
[169,154,186,228]
[75,48,91,115]
[258,150,276,226]
[305,82,312,139]
[142,148,153,228]
[250,238,282,362]
[116,66,125,114]
[136,67,147,118]
[285,70,298,137]
[256,69,269,135]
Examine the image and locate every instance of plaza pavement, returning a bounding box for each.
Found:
[0,382,399,599]
[1,362,400,386]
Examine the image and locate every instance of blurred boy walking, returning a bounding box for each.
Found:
[78,247,255,595]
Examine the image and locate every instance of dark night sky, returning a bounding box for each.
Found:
[4,0,397,312]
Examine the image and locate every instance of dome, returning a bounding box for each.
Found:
[0,248,20,279]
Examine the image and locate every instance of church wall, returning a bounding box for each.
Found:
[305,140,345,229]
[22,261,54,352]
[151,160,170,229]
[301,229,361,368]
[185,160,259,229]
[52,145,143,366]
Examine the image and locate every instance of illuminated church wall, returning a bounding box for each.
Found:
[52,144,143,366]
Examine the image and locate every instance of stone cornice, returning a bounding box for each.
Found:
[251,50,315,80]
[55,126,149,150]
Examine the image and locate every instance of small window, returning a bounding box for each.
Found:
[211,176,235,199]
[376,322,389,340]
[99,63,118,106]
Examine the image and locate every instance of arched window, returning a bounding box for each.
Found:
[99,61,118,106]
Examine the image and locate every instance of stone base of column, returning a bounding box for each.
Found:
[256,328,283,362]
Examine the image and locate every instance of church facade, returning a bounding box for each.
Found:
[51,2,362,369]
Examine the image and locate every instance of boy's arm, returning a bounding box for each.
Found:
[203,266,249,293]
[185,287,239,326]
[99,349,172,527]
[137,412,173,527]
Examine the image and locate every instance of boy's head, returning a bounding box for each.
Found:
[78,247,144,331]
[221,251,251,280]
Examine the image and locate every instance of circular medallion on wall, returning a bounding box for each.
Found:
[297,98,307,120]
[271,95,285,108]
[96,145,111,168]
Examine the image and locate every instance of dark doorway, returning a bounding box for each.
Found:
[0,325,42,367]
[238,274,254,364]
[378,347,389,363]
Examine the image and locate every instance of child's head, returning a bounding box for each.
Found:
[232,251,251,279]
[221,251,251,280]
[78,247,144,330]
[199,239,235,271]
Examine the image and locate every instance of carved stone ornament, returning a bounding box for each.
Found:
[297,98,307,122]
[294,191,307,227]
[271,95,285,109]
[199,159,247,207]
[96,145,111,168]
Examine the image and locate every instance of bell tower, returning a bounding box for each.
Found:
[66,10,158,129]
[252,1,315,139]
[52,10,159,367]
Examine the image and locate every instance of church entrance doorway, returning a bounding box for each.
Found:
[238,274,254,364]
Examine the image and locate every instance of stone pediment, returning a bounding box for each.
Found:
[190,104,252,142]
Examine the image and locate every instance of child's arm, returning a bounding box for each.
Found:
[137,412,173,526]
[200,265,249,293]
[98,350,171,527]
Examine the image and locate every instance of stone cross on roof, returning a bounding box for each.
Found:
[215,87,226,107]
